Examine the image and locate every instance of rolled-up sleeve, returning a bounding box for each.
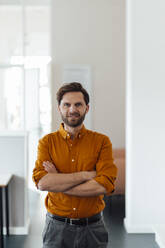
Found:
[32,135,51,187]
[94,136,117,195]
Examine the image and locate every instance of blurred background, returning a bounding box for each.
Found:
[0,0,165,248]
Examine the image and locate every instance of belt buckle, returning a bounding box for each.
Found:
[70,219,73,225]
[69,218,79,225]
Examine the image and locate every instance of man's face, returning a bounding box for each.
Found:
[58,92,89,128]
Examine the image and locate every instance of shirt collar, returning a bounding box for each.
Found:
[59,123,87,139]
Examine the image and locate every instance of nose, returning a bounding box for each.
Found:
[69,105,77,113]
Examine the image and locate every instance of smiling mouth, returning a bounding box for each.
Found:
[68,117,79,120]
[67,114,80,117]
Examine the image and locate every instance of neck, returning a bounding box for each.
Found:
[64,123,83,139]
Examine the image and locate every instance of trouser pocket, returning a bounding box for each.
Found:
[86,219,108,248]
[42,215,51,243]
[42,214,65,247]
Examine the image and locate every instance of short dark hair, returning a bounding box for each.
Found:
[56,82,90,105]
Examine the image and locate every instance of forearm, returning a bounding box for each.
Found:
[38,171,93,192]
[64,179,107,197]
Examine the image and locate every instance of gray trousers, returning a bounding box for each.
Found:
[42,212,109,248]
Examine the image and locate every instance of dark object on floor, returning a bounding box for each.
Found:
[0,174,13,248]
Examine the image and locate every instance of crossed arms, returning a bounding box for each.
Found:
[37,161,107,197]
[33,135,117,197]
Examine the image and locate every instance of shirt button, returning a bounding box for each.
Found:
[72,159,75,162]
[73,208,76,211]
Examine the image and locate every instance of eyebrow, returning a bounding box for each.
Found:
[75,102,83,104]
[63,101,83,104]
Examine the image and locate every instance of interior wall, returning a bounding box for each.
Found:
[0,134,29,234]
[125,0,165,233]
[51,0,125,148]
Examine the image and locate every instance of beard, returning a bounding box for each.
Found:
[61,112,86,127]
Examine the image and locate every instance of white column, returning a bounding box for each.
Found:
[125,0,165,243]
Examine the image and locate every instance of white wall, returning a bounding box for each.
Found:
[51,0,125,148]
[0,133,29,234]
[125,0,165,233]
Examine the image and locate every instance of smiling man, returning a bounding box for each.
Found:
[32,82,117,248]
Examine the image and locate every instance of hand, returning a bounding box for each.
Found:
[43,161,58,173]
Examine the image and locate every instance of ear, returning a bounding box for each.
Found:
[58,105,61,113]
[86,104,89,114]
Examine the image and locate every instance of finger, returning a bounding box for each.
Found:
[43,162,52,167]
[46,161,53,164]
[44,162,50,165]
[47,162,54,167]
[47,163,55,168]
[43,164,51,169]
[44,166,52,171]
[43,164,50,169]
[43,162,48,166]
[44,162,53,168]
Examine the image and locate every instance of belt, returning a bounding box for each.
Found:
[47,212,102,226]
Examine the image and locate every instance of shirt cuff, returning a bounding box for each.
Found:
[32,170,47,187]
[94,175,115,196]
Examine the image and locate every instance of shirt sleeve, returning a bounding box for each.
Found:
[32,134,52,187]
[94,136,118,196]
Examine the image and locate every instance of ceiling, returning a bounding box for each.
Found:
[0,0,50,6]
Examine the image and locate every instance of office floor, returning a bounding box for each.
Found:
[3,192,159,248]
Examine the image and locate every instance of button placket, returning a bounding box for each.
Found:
[67,138,77,168]
[67,136,73,152]
[68,140,76,163]
[72,207,78,218]
[69,142,73,149]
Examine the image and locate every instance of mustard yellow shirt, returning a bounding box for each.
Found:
[32,124,117,218]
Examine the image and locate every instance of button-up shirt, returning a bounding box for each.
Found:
[32,124,117,218]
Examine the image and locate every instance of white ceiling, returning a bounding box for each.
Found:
[0,0,50,6]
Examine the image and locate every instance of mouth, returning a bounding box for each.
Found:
[67,114,80,118]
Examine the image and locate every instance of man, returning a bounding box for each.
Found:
[32,82,117,248]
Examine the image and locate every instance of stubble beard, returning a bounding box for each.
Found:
[61,113,86,127]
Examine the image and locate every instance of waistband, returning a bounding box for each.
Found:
[47,212,102,226]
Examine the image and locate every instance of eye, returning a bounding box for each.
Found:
[75,103,82,107]
[64,103,70,107]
